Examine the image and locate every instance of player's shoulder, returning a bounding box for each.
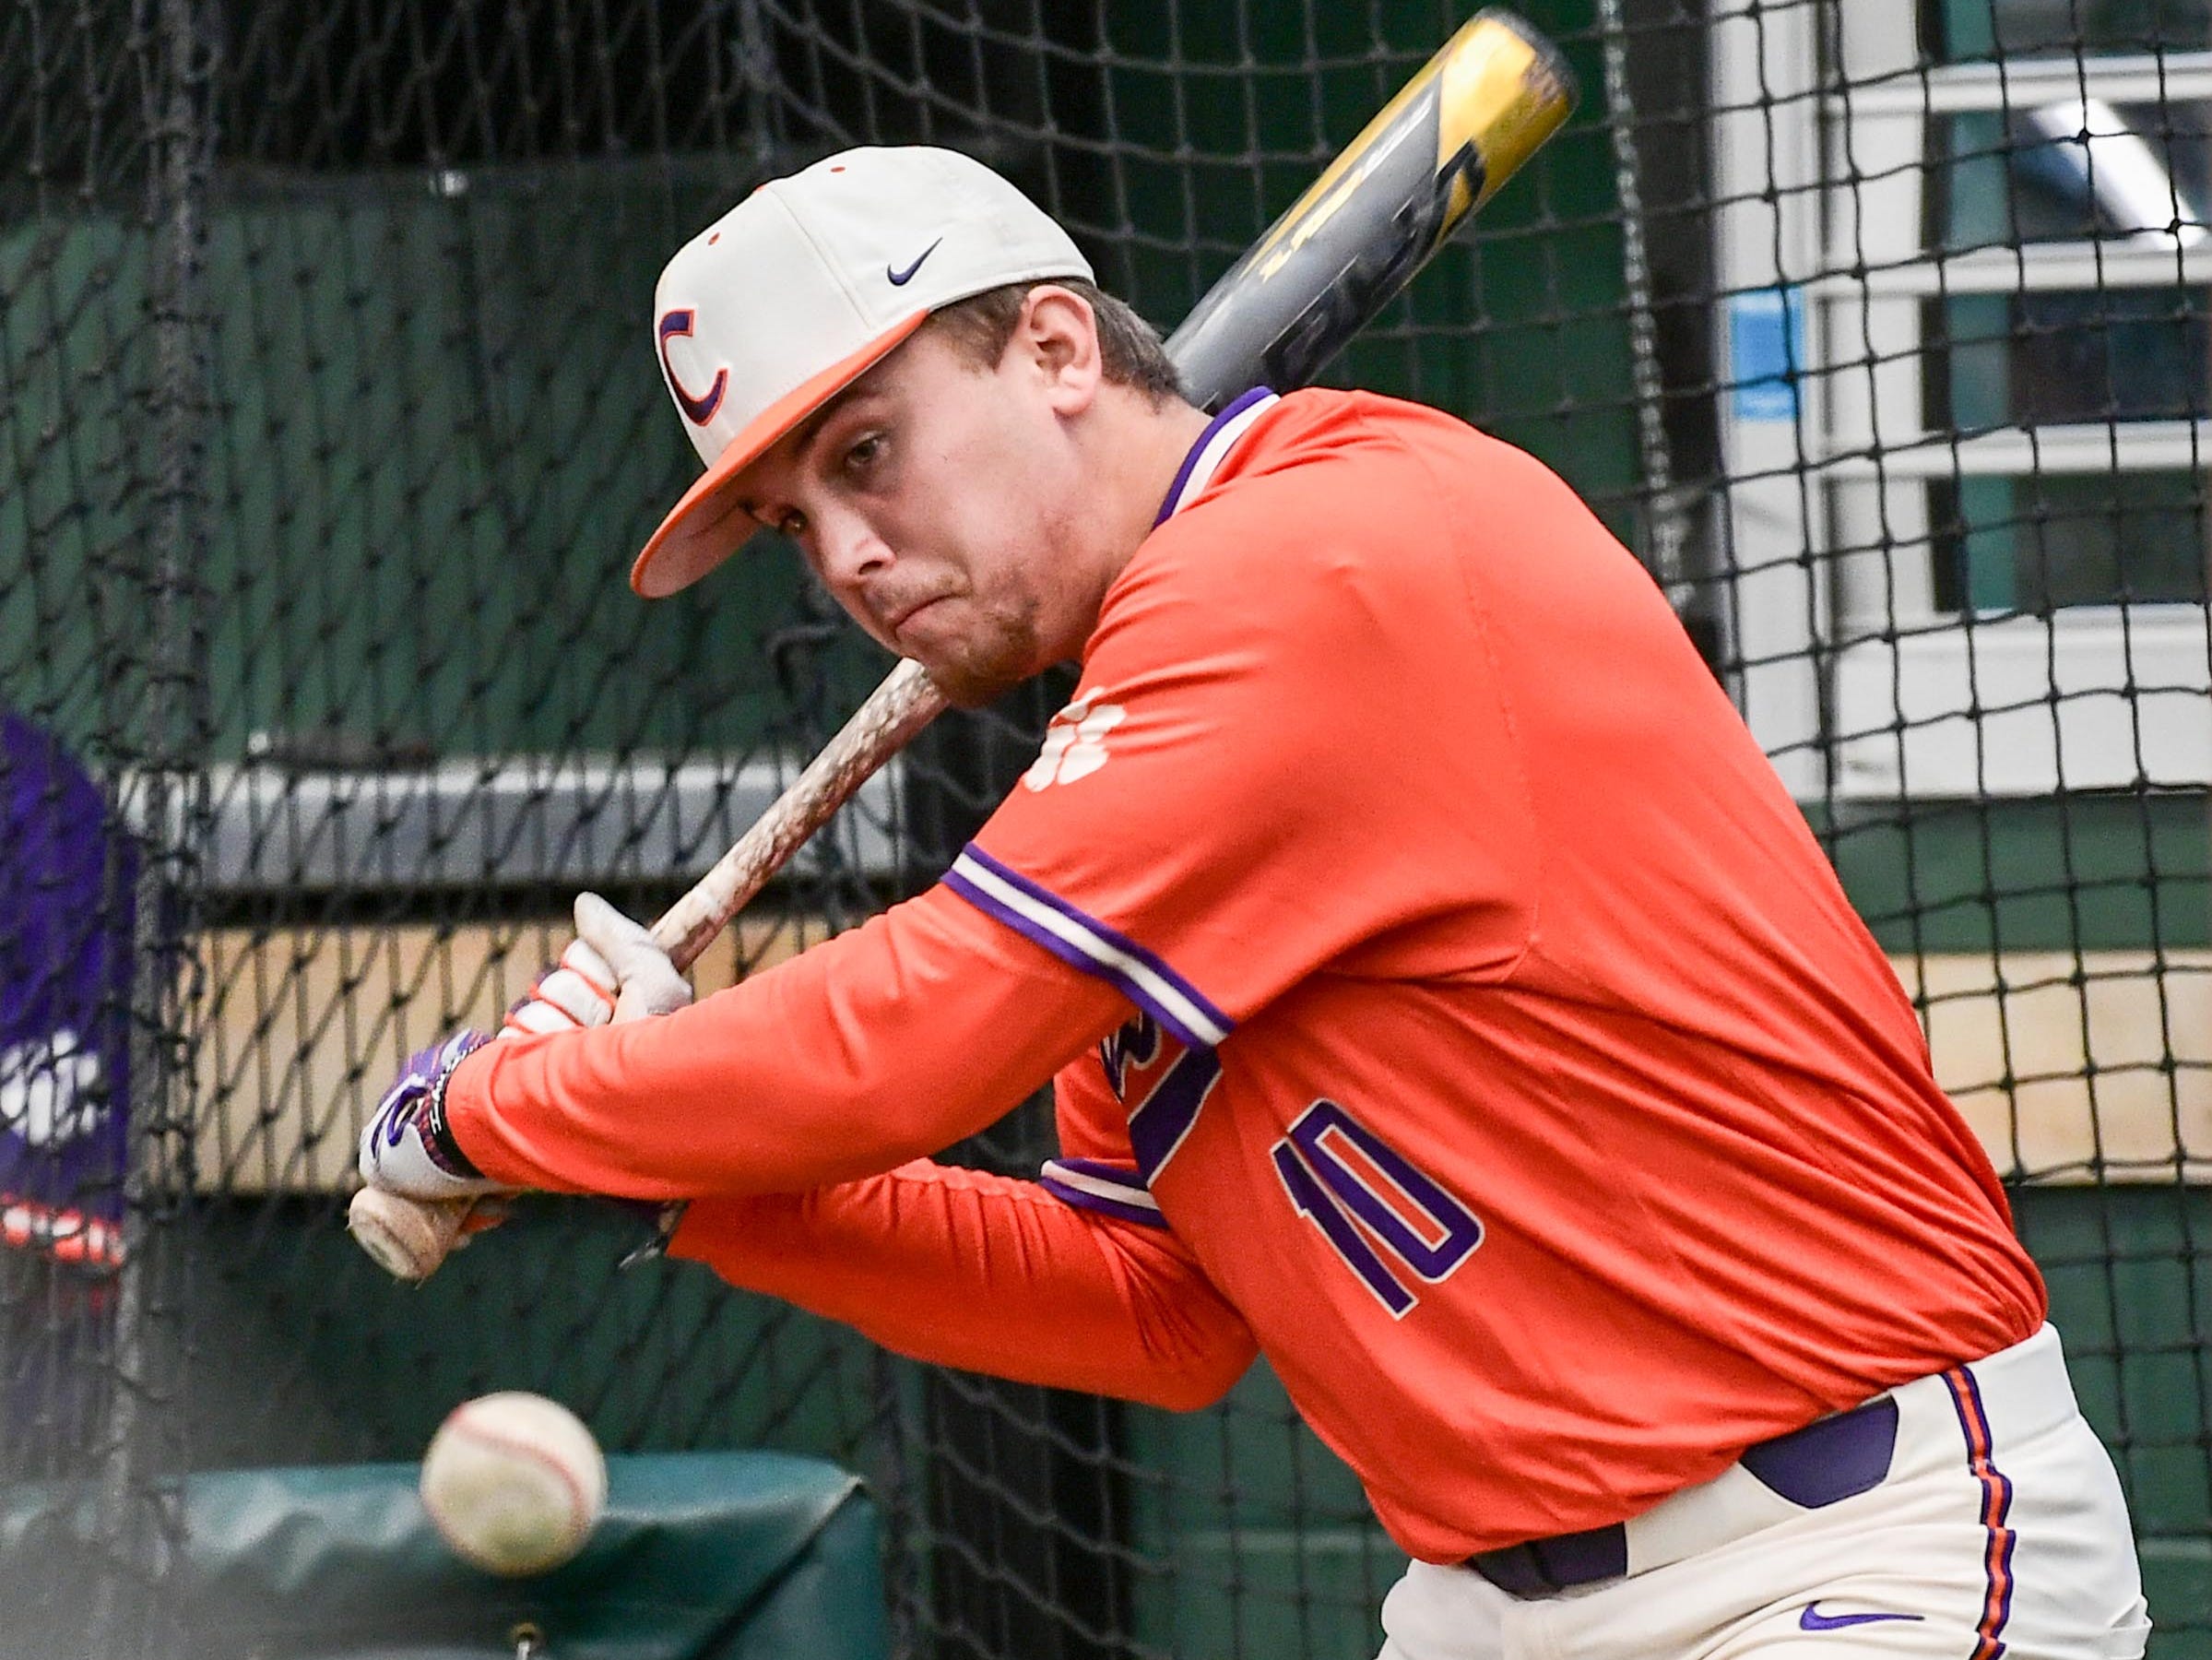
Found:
[1106,389,1493,614]
[1195,386,1485,502]
[1244,384,1537,475]
[1159,388,1556,554]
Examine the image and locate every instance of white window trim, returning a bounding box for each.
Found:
[1712,0,2212,799]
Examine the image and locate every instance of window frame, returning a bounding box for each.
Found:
[1711,0,2212,799]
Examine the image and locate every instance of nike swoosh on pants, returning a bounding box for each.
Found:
[1799,1604,1925,1632]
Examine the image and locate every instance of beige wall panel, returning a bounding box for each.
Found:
[194,914,833,1193]
[1912,950,2212,1183]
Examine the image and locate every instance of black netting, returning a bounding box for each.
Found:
[1,0,2206,1654]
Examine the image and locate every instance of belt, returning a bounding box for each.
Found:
[1468,1393,1901,1599]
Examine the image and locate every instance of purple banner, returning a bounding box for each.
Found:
[0,713,134,1269]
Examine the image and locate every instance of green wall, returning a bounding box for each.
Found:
[1822,793,2212,953]
[2,1,1638,771]
[2,164,831,767]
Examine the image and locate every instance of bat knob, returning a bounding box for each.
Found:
[348,1186,467,1281]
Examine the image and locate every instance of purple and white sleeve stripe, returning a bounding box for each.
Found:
[1039,1158,1166,1229]
[944,845,1234,1051]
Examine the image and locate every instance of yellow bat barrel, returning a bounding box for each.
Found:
[1165,7,1578,409]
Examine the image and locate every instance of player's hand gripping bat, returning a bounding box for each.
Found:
[347,6,1577,1281]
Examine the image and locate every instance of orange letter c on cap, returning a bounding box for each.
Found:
[657,310,727,426]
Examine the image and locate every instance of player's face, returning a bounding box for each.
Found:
[735,311,1105,709]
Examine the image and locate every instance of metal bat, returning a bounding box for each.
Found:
[347,6,1576,1281]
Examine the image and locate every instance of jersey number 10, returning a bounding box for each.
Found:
[1271,1100,1483,1318]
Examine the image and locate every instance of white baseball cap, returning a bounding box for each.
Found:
[633,146,1095,598]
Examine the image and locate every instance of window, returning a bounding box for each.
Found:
[1714,0,2212,796]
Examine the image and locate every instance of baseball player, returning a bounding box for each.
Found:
[361,147,2150,1657]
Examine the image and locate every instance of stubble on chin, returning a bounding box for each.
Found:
[922,603,1043,710]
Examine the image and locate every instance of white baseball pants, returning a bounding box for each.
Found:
[1377,1325,2150,1660]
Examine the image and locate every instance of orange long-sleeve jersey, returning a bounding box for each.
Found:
[444,387,2044,1562]
[453,883,1260,1411]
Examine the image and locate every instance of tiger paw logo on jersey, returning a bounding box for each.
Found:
[1023,693,1126,791]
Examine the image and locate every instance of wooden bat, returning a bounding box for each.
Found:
[347,6,1576,1281]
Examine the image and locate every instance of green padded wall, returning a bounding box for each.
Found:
[0,1450,887,1660]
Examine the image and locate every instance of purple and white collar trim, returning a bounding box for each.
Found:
[1153,387,1279,526]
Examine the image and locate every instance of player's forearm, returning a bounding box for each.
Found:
[442,885,1131,1199]
[669,1160,1258,1410]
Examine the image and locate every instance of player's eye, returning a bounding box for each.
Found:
[778,510,807,539]
[842,433,884,476]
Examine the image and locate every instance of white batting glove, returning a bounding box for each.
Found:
[501,928,618,1038]
[500,893,692,1038]
[359,897,690,1208]
[571,892,692,1023]
[359,1030,509,1201]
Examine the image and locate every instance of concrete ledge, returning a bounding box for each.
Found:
[145,752,905,895]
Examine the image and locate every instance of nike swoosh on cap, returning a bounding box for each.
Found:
[887,237,942,286]
[1799,1605,1925,1632]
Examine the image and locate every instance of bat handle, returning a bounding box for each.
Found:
[348,1185,469,1282]
[653,657,947,971]
[629,657,948,1259]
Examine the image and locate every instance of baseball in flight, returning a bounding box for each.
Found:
[418,1391,609,1577]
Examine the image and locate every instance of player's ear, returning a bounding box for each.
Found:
[1016,284,1103,415]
